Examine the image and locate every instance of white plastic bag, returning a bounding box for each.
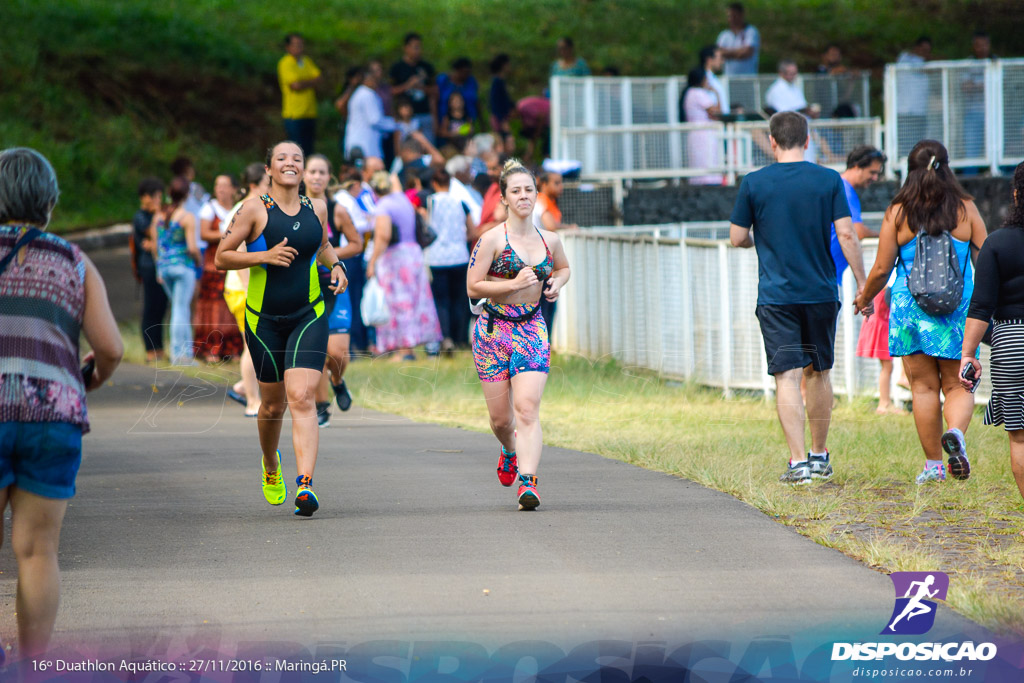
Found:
[361,276,391,327]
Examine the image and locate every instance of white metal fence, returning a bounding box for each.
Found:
[552,74,880,182]
[884,58,1024,176]
[555,118,882,181]
[552,226,993,402]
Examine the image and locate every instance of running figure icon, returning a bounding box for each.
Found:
[888,574,939,631]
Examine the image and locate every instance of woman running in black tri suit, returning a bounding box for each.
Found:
[215,141,348,517]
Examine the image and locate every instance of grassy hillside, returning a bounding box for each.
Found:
[3,0,1021,231]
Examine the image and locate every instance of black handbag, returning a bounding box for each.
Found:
[416,197,438,249]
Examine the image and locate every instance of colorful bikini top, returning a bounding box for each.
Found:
[487,223,554,281]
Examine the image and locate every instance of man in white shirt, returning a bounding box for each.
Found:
[700,45,729,115]
[344,63,395,160]
[444,156,482,225]
[765,60,809,114]
[716,2,760,76]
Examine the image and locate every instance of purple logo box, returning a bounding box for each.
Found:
[891,572,949,601]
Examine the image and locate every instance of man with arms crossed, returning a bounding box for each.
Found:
[729,112,871,485]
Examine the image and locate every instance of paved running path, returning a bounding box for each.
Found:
[1,362,992,657]
[0,242,1004,675]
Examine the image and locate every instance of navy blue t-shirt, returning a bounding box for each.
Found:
[730,161,851,305]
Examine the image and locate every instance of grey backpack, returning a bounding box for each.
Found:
[905,231,963,316]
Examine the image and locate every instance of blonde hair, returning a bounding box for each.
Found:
[369,170,392,195]
[499,157,536,198]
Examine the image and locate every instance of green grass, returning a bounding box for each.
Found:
[112,320,1024,634]
[5,0,1023,231]
[340,348,1024,637]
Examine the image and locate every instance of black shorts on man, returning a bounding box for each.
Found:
[756,301,841,374]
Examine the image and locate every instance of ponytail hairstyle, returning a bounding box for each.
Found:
[498,157,536,199]
[891,139,971,236]
[239,162,267,199]
[1003,161,1024,229]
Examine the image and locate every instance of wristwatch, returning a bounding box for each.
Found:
[331,261,347,275]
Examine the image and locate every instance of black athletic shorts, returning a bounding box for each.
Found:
[755,301,841,375]
[244,307,328,384]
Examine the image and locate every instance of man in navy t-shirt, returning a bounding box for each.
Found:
[729,111,871,485]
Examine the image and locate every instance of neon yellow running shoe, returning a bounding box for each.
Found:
[261,450,287,505]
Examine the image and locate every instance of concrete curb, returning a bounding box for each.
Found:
[64,223,132,251]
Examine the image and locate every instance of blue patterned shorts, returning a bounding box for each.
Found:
[472,302,550,382]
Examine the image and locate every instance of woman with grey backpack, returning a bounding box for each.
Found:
[960,161,1024,507]
[856,140,987,485]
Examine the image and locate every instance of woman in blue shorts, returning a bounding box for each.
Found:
[304,154,362,426]
[466,158,570,510]
[0,148,123,657]
[215,141,348,517]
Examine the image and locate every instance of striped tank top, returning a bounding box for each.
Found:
[0,225,89,431]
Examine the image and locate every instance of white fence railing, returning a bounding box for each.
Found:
[552,74,870,131]
[555,118,882,181]
[884,58,1024,177]
[552,226,993,402]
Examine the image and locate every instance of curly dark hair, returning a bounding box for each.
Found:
[1004,161,1024,228]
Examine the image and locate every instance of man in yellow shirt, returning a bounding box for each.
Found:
[278,33,322,156]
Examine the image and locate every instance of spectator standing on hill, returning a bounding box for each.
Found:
[700,45,729,115]
[960,162,1024,507]
[390,32,437,144]
[681,67,724,186]
[0,147,123,660]
[439,91,475,147]
[896,37,933,157]
[344,63,395,161]
[489,54,514,154]
[855,140,987,485]
[133,177,168,362]
[729,111,870,486]
[438,57,479,124]
[716,2,760,76]
[550,37,590,77]
[277,33,322,157]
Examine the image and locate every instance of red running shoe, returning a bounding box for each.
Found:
[497,448,518,486]
[517,474,540,511]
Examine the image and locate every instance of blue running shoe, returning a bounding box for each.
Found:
[294,475,319,517]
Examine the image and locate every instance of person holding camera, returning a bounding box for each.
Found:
[960,162,1024,505]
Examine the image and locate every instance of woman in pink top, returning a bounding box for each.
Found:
[682,67,723,185]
